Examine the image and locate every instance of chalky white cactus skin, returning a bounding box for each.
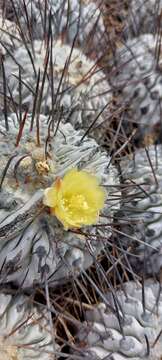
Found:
[128,0,162,36]
[0,112,119,288]
[3,39,111,130]
[3,0,106,55]
[0,292,55,359]
[1,0,44,39]
[73,279,162,359]
[118,145,162,276]
[47,0,106,54]
[110,34,162,139]
[0,16,21,55]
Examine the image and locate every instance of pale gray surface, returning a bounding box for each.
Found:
[109,35,162,139]
[73,279,162,359]
[119,145,162,275]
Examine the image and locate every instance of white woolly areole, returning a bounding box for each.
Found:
[0,292,55,359]
[3,39,111,128]
[75,279,162,359]
[118,145,162,276]
[0,113,120,288]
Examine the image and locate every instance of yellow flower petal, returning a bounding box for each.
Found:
[43,168,107,229]
[43,186,58,207]
[62,168,99,193]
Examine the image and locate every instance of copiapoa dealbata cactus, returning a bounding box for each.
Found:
[70,279,162,359]
[0,291,56,359]
[109,34,162,142]
[0,0,44,40]
[1,0,106,57]
[45,0,106,57]
[117,145,162,276]
[2,39,111,132]
[127,0,162,37]
[0,112,119,288]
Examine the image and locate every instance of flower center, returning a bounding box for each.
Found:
[62,194,89,213]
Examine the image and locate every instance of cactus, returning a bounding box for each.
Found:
[0,112,119,288]
[46,0,106,54]
[2,39,111,132]
[2,0,106,56]
[127,0,162,36]
[0,291,56,359]
[72,279,162,359]
[1,0,44,39]
[0,15,21,55]
[2,2,162,358]
[109,34,162,142]
[118,145,162,276]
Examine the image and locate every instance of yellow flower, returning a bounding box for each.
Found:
[43,168,107,230]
